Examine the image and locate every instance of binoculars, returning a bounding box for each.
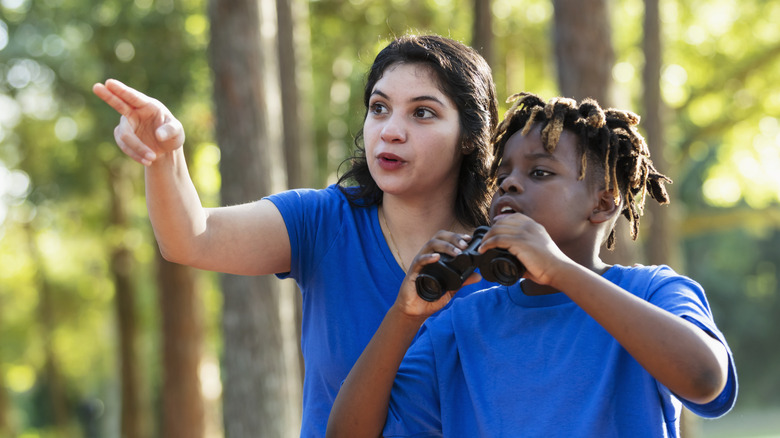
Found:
[415,226,525,302]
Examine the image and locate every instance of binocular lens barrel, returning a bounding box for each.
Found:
[489,258,522,285]
[415,274,444,302]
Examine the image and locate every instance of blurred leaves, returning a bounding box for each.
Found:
[1,0,779,435]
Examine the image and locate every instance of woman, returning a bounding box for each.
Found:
[93,34,499,436]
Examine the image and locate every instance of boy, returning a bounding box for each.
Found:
[327,93,737,437]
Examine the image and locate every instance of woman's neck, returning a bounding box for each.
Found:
[379,193,466,272]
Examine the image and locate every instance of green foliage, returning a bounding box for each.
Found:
[1,0,779,434]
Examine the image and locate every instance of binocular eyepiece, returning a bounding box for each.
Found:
[415,226,525,302]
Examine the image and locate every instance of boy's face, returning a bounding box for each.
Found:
[489,124,603,253]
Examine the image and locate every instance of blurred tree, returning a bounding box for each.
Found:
[208,0,301,435]
[550,0,640,267]
[24,224,68,434]
[157,251,205,438]
[107,160,150,438]
[90,2,210,435]
[473,0,494,67]
[0,374,8,435]
[553,0,613,102]
[275,0,314,383]
[642,0,682,269]
[641,1,696,434]
[2,0,780,435]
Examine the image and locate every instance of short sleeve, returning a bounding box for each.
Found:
[383,330,444,438]
[642,267,738,418]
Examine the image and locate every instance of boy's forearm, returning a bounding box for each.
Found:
[327,306,426,438]
[552,263,729,404]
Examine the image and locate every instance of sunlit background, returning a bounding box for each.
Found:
[1,0,779,436]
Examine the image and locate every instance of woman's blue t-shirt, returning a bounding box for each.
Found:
[265,184,490,437]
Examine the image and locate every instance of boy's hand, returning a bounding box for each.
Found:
[393,230,480,319]
[93,79,185,166]
[479,214,573,288]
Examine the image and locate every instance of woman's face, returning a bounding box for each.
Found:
[363,63,463,202]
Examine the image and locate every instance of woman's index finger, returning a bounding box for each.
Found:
[92,82,134,117]
[99,79,153,115]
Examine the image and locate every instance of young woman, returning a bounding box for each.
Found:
[93,34,499,436]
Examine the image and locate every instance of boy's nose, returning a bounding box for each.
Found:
[499,172,523,194]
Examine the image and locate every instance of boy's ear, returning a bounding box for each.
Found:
[589,189,621,224]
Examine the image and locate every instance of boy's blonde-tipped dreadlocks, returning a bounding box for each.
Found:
[491,92,672,250]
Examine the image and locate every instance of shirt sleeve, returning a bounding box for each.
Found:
[383,329,444,438]
[645,267,738,418]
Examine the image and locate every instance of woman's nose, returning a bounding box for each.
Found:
[380,115,407,143]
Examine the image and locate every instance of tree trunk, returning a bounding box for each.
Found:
[157,254,205,438]
[276,0,314,383]
[108,161,150,438]
[552,0,638,265]
[0,367,9,436]
[472,0,494,67]
[24,225,68,434]
[642,0,692,435]
[642,0,681,268]
[553,0,614,103]
[208,0,301,436]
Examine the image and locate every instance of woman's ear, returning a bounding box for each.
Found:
[589,189,621,224]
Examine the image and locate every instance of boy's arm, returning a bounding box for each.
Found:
[550,263,729,405]
[327,232,473,437]
[481,215,729,406]
[327,304,426,438]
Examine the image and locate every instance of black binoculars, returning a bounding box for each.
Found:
[415,226,525,302]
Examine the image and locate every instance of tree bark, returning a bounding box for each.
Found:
[0,366,9,436]
[208,0,301,436]
[642,0,680,268]
[24,225,68,434]
[108,161,150,438]
[472,0,494,67]
[552,0,614,103]
[552,0,638,264]
[642,0,693,435]
[276,0,314,384]
[157,254,205,438]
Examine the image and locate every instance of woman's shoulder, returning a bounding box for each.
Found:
[264,184,358,209]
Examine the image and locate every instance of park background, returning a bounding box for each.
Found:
[1,0,779,436]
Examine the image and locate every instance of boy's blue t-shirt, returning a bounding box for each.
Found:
[265,184,491,437]
[383,264,738,438]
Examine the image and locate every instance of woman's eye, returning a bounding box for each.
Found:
[370,103,388,115]
[413,107,435,119]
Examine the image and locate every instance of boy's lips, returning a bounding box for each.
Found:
[491,198,522,222]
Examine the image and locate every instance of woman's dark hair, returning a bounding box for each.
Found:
[492,92,672,249]
[337,34,499,228]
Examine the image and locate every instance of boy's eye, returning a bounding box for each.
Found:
[530,169,552,178]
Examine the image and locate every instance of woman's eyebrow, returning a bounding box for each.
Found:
[370,89,445,106]
[370,89,388,100]
[409,95,445,105]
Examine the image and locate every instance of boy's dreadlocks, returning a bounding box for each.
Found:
[491,92,672,249]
